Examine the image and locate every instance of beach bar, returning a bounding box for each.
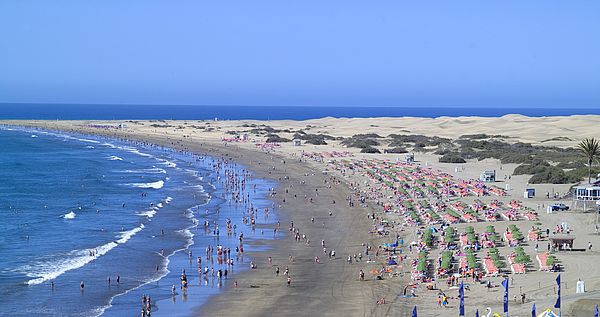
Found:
[573,185,600,210]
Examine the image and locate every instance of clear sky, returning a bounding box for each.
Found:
[1,1,599,107]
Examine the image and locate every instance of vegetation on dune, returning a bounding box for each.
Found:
[459,134,509,140]
[265,134,291,143]
[388,134,451,148]
[385,147,408,154]
[342,138,380,148]
[439,153,466,163]
[541,136,573,143]
[292,131,336,145]
[360,146,381,154]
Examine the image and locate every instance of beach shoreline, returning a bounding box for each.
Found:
[4,116,600,316]
[4,121,398,317]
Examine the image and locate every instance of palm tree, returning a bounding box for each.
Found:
[577,137,600,184]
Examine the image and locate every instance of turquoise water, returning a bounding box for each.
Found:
[0,126,276,316]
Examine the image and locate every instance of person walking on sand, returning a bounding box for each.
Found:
[287,276,291,287]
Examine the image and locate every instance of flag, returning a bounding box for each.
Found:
[554,274,561,309]
[531,303,536,317]
[502,278,509,313]
[412,305,417,317]
[475,309,479,317]
[459,281,465,316]
[595,304,598,317]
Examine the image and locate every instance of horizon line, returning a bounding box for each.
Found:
[0,102,597,109]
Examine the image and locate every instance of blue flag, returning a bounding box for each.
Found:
[475,309,479,317]
[595,304,598,317]
[531,303,536,317]
[554,274,561,309]
[459,281,465,316]
[412,305,417,317]
[502,278,509,313]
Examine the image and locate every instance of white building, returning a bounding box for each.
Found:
[479,170,496,182]
[573,185,600,210]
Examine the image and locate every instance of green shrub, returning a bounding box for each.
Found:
[265,134,290,143]
[528,167,569,184]
[342,138,380,148]
[439,154,466,163]
[386,147,408,154]
[360,146,381,154]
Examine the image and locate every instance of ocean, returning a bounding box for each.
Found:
[0,104,598,120]
[0,126,276,316]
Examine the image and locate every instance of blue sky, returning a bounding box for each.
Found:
[0,1,599,107]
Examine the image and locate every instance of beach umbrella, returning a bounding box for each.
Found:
[536,309,559,317]
[595,304,598,317]
[412,305,417,317]
[532,303,536,317]
[475,309,479,317]
[387,259,397,265]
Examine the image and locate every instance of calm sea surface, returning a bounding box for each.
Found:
[0,104,598,120]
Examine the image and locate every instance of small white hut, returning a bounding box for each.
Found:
[292,139,302,146]
[404,153,415,163]
[524,188,535,198]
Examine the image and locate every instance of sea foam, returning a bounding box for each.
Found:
[127,180,164,189]
[23,224,144,286]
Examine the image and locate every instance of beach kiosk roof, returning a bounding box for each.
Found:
[549,234,575,251]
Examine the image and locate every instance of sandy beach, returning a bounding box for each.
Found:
[4,115,600,317]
